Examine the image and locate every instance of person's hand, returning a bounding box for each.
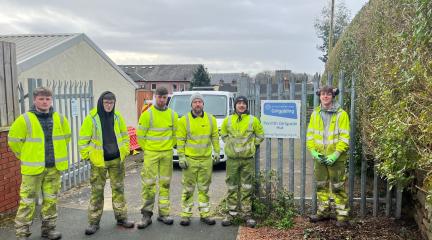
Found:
[213,155,221,165]
[311,150,326,164]
[179,156,188,169]
[325,152,341,166]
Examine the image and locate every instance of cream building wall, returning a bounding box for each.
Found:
[18,41,137,127]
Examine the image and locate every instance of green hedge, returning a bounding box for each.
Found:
[325,0,432,198]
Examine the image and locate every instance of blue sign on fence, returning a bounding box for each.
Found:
[260,100,301,139]
[263,102,297,119]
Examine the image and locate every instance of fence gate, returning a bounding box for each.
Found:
[19,78,94,191]
[244,71,403,219]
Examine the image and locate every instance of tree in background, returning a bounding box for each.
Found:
[314,0,351,63]
[190,65,210,89]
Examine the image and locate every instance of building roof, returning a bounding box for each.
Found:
[0,33,137,88]
[119,64,200,82]
[209,73,243,85]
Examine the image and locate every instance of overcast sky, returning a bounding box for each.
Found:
[0,0,368,75]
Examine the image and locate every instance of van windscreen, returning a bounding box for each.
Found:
[169,95,228,118]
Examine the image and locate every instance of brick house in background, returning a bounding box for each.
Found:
[210,73,242,93]
[119,64,200,94]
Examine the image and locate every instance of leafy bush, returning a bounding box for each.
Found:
[215,170,297,229]
[252,170,297,229]
[325,0,432,199]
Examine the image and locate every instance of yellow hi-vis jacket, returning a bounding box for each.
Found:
[307,105,350,158]
[221,113,264,159]
[78,108,130,167]
[177,112,220,159]
[137,105,178,151]
[8,112,71,175]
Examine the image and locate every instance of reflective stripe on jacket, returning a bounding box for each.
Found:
[8,112,71,175]
[137,105,178,151]
[78,108,130,167]
[221,113,264,158]
[306,105,350,156]
[177,112,220,158]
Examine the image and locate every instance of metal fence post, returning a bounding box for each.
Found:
[300,74,307,214]
[385,182,392,217]
[348,73,356,210]
[373,164,379,217]
[338,70,344,107]
[360,148,367,217]
[311,74,320,214]
[327,72,333,86]
[27,78,36,106]
[254,83,261,197]
[396,186,402,218]
[288,76,296,193]
[277,76,284,190]
[265,76,272,200]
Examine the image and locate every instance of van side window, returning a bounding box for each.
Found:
[229,97,234,114]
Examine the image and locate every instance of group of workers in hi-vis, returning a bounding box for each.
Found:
[8,83,350,240]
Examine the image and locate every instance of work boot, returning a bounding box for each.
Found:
[137,212,153,229]
[157,215,174,225]
[117,219,135,228]
[179,217,190,226]
[41,229,62,240]
[200,217,216,225]
[245,218,256,228]
[309,214,327,223]
[221,215,232,227]
[84,225,100,235]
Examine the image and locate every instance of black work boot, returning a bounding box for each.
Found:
[84,225,100,235]
[137,211,153,229]
[309,215,328,223]
[41,229,62,240]
[221,215,233,226]
[180,217,190,226]
[117,219,135,228]
[200,217,216,225]
[157,215,174,225]
[245,218,256,228]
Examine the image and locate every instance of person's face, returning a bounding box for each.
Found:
[34,95,52,113]
[103,99,115,112]
[320,91,333,108]
[191,99,204,114]
[235,101,247,114]
[155,94,168,108]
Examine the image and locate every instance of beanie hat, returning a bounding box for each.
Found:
[234,96,249,115]
[234,96,248,109]
[190,92,204,105]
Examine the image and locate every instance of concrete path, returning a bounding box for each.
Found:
[0,156,238,240]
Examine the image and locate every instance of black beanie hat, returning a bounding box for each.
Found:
[234,96,248,108]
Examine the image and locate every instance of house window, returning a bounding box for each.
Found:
[151,83,157,90]
[173,84,177,91]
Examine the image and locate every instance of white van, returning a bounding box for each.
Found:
[168,91,235,163]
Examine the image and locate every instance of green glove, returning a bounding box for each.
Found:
[311,150,326,164]
[325,152,341,166]
[179,156,188,169]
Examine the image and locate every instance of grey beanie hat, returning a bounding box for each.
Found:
[190,92,204,105]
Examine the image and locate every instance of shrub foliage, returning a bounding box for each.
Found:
[325,0,432,199]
